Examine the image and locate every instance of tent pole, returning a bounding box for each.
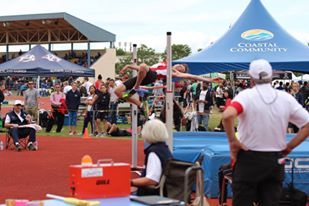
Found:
[166,32,173,151]
[131,44,138,168]
[87,42,91,67]
[6,45,9,62]
[37,75,40,124]
[230,71,235,97]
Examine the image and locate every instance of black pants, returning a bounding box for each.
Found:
[46,108,65,133]
[232,150,285,206]
[82,111,94,134]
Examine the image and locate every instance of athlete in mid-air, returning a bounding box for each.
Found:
[115,63,217,109]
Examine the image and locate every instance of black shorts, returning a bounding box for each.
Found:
[110,128,131,137]
[96,112,108,120]
[123,69,157,90]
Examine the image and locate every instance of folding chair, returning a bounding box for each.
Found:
[218,164,233,206]
[5,130,30,150]
[218,164,258,206]
[158,155,207,206]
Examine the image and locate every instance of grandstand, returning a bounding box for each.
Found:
[0,12,116,78]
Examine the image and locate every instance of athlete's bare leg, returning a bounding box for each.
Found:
[115,84,126,99]
[127,95,142,108]
[108,124,118,134]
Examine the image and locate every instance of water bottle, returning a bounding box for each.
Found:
[0,140,4,151]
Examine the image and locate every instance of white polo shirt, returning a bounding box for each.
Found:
[145,152,162,183]
[232,83,309,151]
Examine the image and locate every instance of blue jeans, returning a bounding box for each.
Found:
[197,113,209,131]
[68,111,77,126]
[109,102,118,124]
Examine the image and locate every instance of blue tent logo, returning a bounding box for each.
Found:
[241,29,274,41]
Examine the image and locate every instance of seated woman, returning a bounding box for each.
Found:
[131,119,173,196]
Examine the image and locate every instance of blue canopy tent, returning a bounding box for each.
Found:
[0,45,95,77]
[174,0,309,74]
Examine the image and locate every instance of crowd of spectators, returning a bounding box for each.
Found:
[1,73,309,136]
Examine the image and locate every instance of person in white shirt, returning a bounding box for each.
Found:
[108,79,118,124]
[82,77,92,95]
[195,81,213,131]
[222,59,309,206]
[63,81,72,94]
[115,75,123,87]
[131,119,173,195]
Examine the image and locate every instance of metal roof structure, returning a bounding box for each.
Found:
[0,12,116,45]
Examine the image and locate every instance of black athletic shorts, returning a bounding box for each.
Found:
[96,112,109,120]
[110,128,131,137]
[123,69,157,90]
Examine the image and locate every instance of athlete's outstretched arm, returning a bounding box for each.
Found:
[172,70,214,82]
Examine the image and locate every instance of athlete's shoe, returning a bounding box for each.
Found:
[122,89,137,99]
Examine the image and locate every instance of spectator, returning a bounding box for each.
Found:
[115,75,123,87]
[288,82,305,133]
[108,79,118,124]
[46,83,66,133]
[95,74,102,90]
[79,86,88,97]
[160,100,184,132]
[105,78,111,88]
[0,84,5,115]
[63,81,72,94]
[82,85,96,135]
[195,81,213,131]
[19,83,28,96]
[284,82,291,92]
[291,82,304,107]
[24,81,39,122]
[4,100,36,151]
[215,89,232,131]
[82,77,92,94]
[105,122,134,137]
[153,80,164,96]
[215,83,224,107]
[299,81,309,101]
[276,81,284,90]
[131,119,173,195]
[92,84,110,136]
[66,82,81,135]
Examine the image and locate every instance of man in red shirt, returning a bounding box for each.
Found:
[95,74,102,89]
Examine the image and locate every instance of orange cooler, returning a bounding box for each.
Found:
[69,159,131,198]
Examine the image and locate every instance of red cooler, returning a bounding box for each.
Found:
[69,159,131,198]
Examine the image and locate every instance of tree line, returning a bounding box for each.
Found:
[115,44,193,76]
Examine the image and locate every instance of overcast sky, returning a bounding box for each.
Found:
[1,0,309,53]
